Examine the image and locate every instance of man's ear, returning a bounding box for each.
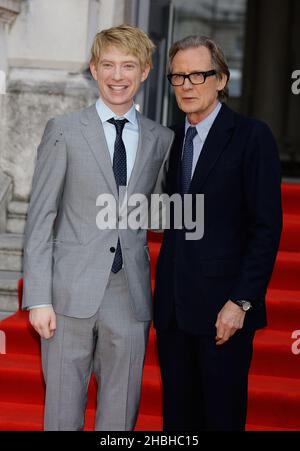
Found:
[90,62,97,81]
[217,72,228,92]
[141,64,151,83]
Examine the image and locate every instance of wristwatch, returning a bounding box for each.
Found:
[232,299,252,312]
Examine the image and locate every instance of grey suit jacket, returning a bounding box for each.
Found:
[22,104,174,321]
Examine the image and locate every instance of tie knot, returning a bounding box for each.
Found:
[108,118,128,135]
[185,126,197,143]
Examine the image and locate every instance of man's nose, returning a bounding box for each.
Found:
[182,77,193,90]
[112,67,123,80]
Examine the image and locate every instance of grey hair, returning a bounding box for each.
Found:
[168,35,230,102]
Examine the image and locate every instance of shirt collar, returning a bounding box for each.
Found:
[95,96,137,126]
[185,101,222,142]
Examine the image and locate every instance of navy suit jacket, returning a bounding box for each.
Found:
[153,103,283,335]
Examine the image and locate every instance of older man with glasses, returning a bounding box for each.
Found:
[154,35,282,431]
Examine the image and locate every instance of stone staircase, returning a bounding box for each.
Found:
[0,172,26,318]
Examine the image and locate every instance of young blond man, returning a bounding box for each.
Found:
[22,24,174,431]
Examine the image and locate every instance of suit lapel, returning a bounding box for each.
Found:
[80,105,118,197]
[171,125,185,194]
[127,112,156,197]
[189,104,236,193]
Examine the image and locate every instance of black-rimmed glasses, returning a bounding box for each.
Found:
[167,70,217,86]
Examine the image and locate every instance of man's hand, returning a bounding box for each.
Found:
[215,300,246,346]
[29,306,56,339]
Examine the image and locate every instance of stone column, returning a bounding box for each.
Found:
[0,0,21,93]
[1,0,97,203]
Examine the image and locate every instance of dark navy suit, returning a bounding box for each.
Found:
[153,103,282,430]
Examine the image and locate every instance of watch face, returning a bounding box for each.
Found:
[242,301,251,311]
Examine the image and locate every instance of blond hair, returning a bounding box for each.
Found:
[169,35,230,102]
[90,24,155,70]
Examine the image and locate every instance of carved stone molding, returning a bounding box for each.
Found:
[0,0,21,26]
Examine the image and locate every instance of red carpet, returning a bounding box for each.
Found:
[0,182,300,431]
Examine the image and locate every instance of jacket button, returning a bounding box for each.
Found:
[110,247,116,253]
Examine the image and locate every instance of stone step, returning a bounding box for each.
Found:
[6,201,28,234]
[0,270,21,313]
[0,233,23,272]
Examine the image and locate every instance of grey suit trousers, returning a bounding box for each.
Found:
[41,269,150,431]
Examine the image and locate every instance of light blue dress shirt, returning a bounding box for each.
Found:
[28,98,139,310]
[95,97,139,183]
[184,101,222,175]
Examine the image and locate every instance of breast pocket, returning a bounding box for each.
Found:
[216,161,242,173]
[144,157,164,174]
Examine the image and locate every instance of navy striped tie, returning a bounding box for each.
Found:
[181,126,197,194]
[108,118,128,273]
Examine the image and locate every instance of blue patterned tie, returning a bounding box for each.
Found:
[108,118,128,273]
[181,126,197,194]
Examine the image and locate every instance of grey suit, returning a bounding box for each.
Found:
[22,104,174,430]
